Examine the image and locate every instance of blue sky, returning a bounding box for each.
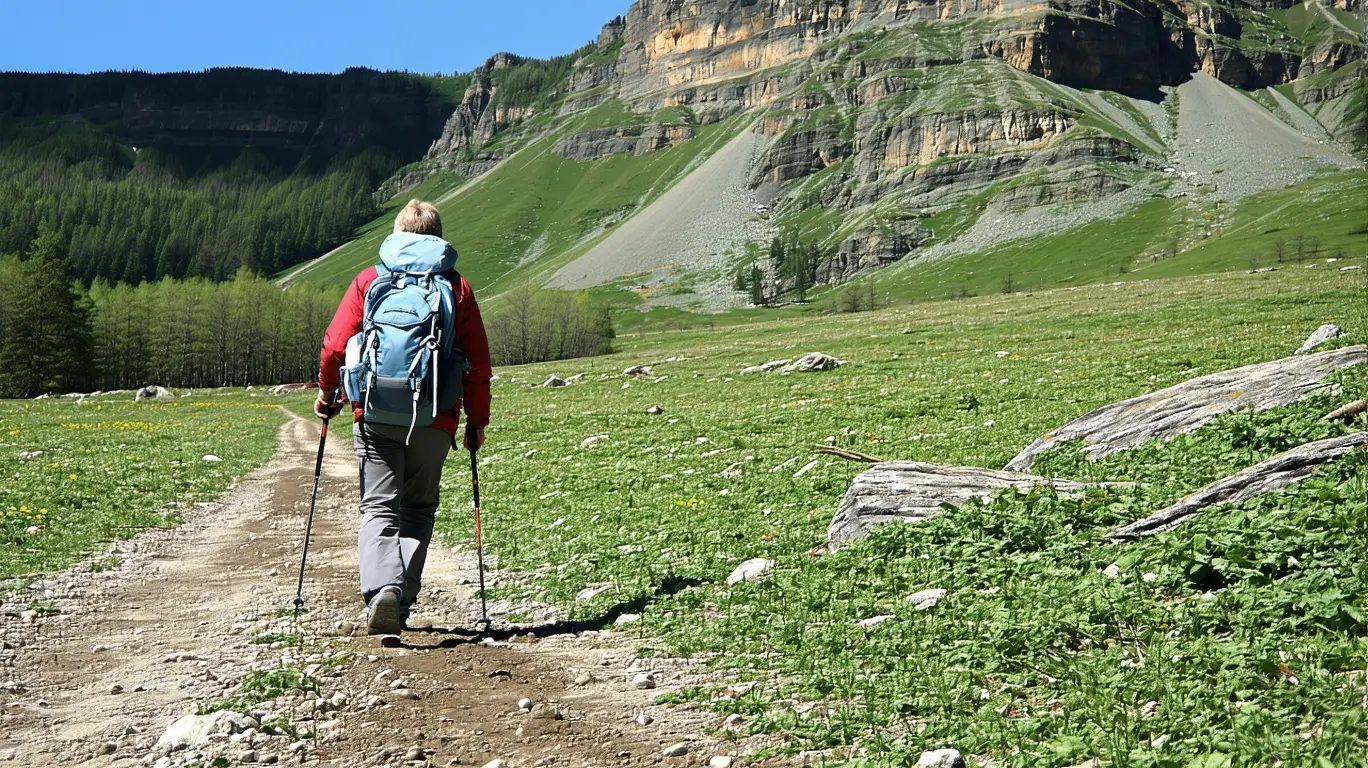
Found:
[0,1,632,75]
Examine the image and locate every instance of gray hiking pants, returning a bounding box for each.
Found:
[354,422,452,608]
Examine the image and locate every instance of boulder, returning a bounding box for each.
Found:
[783,353,847,373]
[624,365,653,376]
[829,462,1100,548]
[1006,346,1366,471]
[156,711,258,750]
[1296,324,1343,354]
[540,376,569,388]
[270,383,311,396]
[1109,432,1367,539]
[135,385,174,401]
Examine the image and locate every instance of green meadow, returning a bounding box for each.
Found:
[4,267,1365,765]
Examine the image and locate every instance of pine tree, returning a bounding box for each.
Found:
[750,263,767,306]
[0,226,92,397]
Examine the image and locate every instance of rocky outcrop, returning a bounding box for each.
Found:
[854,109,1074,181]
[986,1,1194,97]
[818,221,927,283]
[828,462,1102,548]
[599,15,627,46]
[1006,346,1368,471]
[991,166,1132,212]
[554,124,695,160]
[753,121,852,184]
[1109,432,1368,539]
[429,75,494,157]
[428,55,538,158]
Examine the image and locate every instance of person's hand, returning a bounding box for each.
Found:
[463,427,486,452]
[314,392,343,420]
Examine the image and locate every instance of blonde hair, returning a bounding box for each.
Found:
[394,199,443,238]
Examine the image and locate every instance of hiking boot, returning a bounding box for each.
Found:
[366,587,403,636]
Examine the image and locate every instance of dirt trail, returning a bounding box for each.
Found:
[0,416,778,768]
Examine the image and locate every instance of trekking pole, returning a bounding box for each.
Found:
[294,389,337,615]
[467,425,491,632]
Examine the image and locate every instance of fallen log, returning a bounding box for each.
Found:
[1325,400,1367,422]
[828,462,1100,548]
[1006,345,1366,471]
[1109,432,1368,540]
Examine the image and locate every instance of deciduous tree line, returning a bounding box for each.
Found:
[487,286,615,367]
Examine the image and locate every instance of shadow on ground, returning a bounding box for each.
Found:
[388,575,703,649]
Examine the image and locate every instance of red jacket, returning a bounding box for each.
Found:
[318,266,492,435]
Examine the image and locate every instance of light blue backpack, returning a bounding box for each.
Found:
[341,233,469,443]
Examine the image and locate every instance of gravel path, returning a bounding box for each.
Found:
[548,128,775,292]
[1173,71,1360,202]
[0,415,781,768]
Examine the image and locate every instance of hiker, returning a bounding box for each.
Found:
[315,200,492,635]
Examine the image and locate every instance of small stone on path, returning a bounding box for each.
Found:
[709,757,734,768]
[630,672,656,690]
[663,742,690,758]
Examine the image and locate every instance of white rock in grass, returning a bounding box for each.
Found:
[782,353,846,373]
[615,613,641,626]
[740,360,790,375]
[624,365,653,376]
[202,455,223,463]
[647,405,664,415]
[540,375,569,388]
[1296,324,1342,354]
[662,742,690,758]
[726,558,773,586]
[575,585,613,602]
[857,615,895,628]
[1103,563,1121,579]
[579,435,609,450]
[135,385,174,401]
[914,748,965,768]
[907,588,947,611]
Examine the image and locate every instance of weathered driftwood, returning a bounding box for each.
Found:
[1006,346,1366,471]
[827,462,1096,548]
[1109,432,1367,540]
[1325,400,1367,421]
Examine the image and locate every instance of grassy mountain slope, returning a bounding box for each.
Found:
[286,0,1364,323]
